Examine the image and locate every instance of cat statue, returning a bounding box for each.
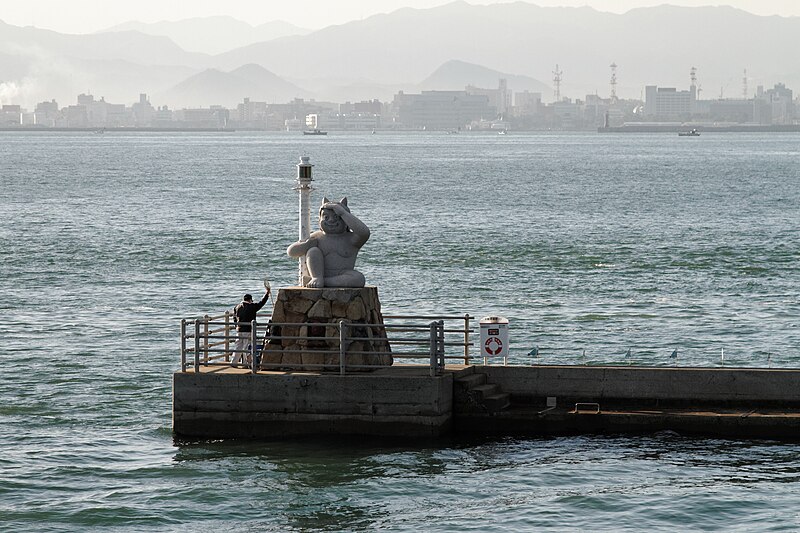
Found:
[287,197,370,288]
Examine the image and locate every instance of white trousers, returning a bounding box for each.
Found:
[231,331,252,366]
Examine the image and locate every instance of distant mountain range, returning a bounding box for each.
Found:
[0,19,202,106]
[102,16,310,55]
[211,2,800,100]
[2,3,800,108]
[419,60,550,94]
[0,18,207,67]
[155,64,310,108]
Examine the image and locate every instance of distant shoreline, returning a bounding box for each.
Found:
[599,125,800,133]
[3,126,800,134]
[0,127,236,133]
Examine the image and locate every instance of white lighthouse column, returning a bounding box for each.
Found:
[294,156,314,286]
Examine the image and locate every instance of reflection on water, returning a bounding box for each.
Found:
[165,433,800,531]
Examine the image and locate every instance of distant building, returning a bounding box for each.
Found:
[97,101,126,127]
[1,105,22,126]
[708,99,753,123]
[77,93,95,106]
[284,117,303,131]
[465,79,511,118]
[237,97,268,126]
[392,90,495,130]
[132,94,155,126]
[644,85,697,119]
[552,98,583,129]
[340,113,380,130]
[63,105,88,127]
[514,91,542,117]
[34,100,59,127]
[498,79,510,117]
[270,99,331,131]
[82,97,125,127]
[305,113,329,130]
[340,100,382,115]
[153,105,174,126]
[174,107,229,128]
[755,83,794,124]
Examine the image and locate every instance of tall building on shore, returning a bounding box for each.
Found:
[643,85,697,119]
[392,90,495,130]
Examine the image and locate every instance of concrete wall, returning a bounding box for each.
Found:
[173,371,453,439]
[477,365,800,405]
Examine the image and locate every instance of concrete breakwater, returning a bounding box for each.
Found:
[173,365,800,441]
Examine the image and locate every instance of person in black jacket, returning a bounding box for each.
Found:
[231,289,270,366]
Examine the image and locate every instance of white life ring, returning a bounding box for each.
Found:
[484,337,503,356]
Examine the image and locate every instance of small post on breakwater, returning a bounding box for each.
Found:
[294,156,314,286]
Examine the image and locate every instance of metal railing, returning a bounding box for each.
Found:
[180,312,473,376]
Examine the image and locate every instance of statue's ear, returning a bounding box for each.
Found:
[340,197,348,207]
[321,197,329,205]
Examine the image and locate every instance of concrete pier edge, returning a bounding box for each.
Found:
[173,364,800,441]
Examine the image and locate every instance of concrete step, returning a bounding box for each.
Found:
[455,373,487,390]
[483,393,511,413]
[471,383,500,401]
[453,371,512,414]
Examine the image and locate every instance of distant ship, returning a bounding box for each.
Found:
[303,129,327,135]
[678,128,700,137]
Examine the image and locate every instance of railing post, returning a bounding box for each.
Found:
[438,319,445,374]
[339,320,347,376]
[224,310,231,362]
[180,319,187,372]
[251,319,257,374]
[463,313,471,365]
[429,321,437,377]
[203,314,210,365]
[194,319,200,373]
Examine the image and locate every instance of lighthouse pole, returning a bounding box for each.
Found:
[294,156,314,286]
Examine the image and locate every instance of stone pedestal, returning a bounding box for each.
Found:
[262,286,392,371]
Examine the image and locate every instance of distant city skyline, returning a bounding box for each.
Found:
[2,0,800,35]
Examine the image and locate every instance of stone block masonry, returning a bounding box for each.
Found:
[262,286,392,370]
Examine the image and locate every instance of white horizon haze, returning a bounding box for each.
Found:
[1,0,799,35]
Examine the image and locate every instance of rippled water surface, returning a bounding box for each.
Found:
[1,131,799,531]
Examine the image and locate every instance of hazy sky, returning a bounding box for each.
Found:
[2,0,799,33]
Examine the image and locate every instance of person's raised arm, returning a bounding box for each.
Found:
[255,288,270,311]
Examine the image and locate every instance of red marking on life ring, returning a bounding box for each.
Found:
[484,337,503,355]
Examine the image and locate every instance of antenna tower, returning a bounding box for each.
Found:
[609,62,618,103]
[742,68,748,99]
[552,64,563,102]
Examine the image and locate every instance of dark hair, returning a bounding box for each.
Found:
[243,293,253,301]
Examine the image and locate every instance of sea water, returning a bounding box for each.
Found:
[1,131,798,531]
